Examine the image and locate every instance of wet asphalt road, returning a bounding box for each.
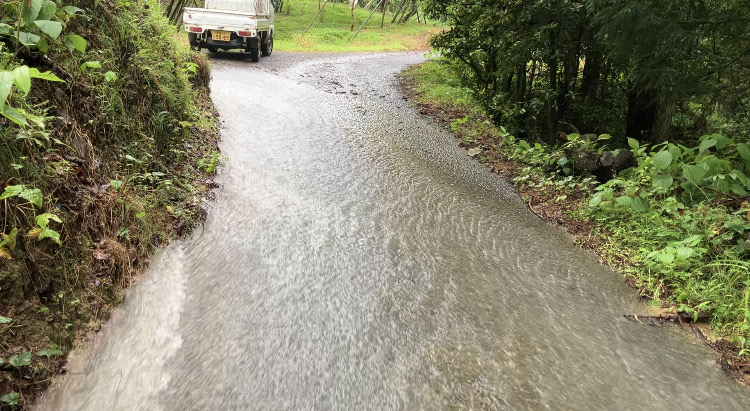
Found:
[37,51,750,410]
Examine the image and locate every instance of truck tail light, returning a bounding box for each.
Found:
[189,26,203,33]
[238,31,253,37]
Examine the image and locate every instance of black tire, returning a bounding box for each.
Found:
[261,36,273,57]
[249,47,259,62]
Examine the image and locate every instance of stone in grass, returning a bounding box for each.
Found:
[467,148,482,157]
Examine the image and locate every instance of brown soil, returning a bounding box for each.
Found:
[398,67,750,386]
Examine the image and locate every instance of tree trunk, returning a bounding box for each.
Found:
[528,60,537,91]
[653,100,674,143]
[391,0,406,23]
[400,0,418,23]
[580,52,601,101]
[380,0,388,28]
[515,63,527,103]
[626,87,659,142]
[547,30,559,140]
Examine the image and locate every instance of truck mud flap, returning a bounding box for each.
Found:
[245,37,260,52]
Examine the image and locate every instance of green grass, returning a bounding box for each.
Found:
[400,57,476,106]
[274,0,443,52]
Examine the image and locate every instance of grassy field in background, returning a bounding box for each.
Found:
[274,0,443,52]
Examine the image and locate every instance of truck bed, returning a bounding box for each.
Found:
[183,7,271,32]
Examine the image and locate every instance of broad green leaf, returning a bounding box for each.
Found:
[615,196,632,207]
[683,234,703,247]
[20,188,42,208]
[2,228,18,251]
[37,0,58,20]
[28,68,63,82]
[715,178,731,194]
[64,34,87,53]
[652,150,673,170]
[0,357,4,366]
[80,61,101,72]
[676,247,694,260]
[35,348,63,357]
[668,145,682,162]
[1,106,28,126]
[34,20,63,39]
[0,23,12,35]
[706,157,728,174]
[36,212,61,229]
[110,180,123,190]
[631,195,650,212]
[21,0,43,25]
[0,71,13,112]
[657,248,676,264]
[62,5,84,15]
[104,71,117,82]
[683,164,707,185]
[0,185,24,200]
[12,66,31,95]
[737,143,750,162]
[588,193,603,207]
[39,228,61,245]
[0,315,11,324]
[17,31,42,46]
[36,35,49,52]
[699,138,717,153]
[731,184,748,196]
[715,135,733,150]
[0,392,19,407]
[9,352,32,367]
[653,174,674,190]
[627,138,639,150]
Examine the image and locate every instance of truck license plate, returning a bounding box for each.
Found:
[212,30,230,41]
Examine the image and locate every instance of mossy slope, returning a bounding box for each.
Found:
[0,0,219,408]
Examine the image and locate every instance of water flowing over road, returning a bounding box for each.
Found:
[38,52,750,410]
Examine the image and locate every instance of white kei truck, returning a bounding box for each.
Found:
[183,0,276,62]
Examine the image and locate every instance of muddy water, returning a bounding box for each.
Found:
[38,52,750,410]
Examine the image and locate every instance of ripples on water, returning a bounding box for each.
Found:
[37,53,750,410]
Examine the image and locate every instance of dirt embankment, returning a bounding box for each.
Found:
[0,1,220,409]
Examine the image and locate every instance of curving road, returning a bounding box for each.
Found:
[37,52,750,410]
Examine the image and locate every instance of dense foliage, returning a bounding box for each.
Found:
[422,0,750,146]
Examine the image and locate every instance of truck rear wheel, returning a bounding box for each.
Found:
[261,37,273,57]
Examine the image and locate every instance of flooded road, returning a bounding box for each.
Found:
[38,52,750,410]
